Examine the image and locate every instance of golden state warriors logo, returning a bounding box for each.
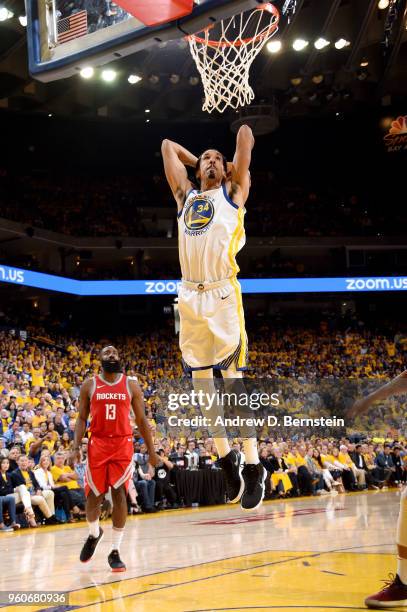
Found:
[184,195,214,235]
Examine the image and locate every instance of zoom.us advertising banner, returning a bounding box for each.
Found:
[1,264,407,295]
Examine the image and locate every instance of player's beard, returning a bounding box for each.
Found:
[101,359,122,373]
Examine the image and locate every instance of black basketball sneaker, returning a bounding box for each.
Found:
[79,527,104,563]
[108,549,126,573]
[241,463,266,511]
[218,449,244,503]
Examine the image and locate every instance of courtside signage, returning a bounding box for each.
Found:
[383,115,407,153]
[1,265,407,295]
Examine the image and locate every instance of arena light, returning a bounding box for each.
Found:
[314,37,330,50]
[266,40,282,53]
[18,14,27,26]
[128,74,142,84]
[378,0,389,8]
[335,38,350,49]
[80,66,94,79]
[101,69,117,83]
[293,39,309,51]
[312,74,324,84]
[0,7,13,20]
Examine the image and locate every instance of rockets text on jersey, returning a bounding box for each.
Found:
[89,373,133,437]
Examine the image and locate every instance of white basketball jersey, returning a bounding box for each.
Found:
[177,184,246,283]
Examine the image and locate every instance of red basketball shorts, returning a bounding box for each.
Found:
[85,435,134,497]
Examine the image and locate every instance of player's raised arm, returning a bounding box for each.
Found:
[231,124,254,205]
[129,379,160,466]
[73,378,92,459]
[161,139,197,211]
[348,370,407,417]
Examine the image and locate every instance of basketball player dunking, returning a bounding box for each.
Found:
[162,125,266,511]
[73,345,159,571]
[350,371,407,608]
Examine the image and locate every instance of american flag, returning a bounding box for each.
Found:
[57,10,88,45]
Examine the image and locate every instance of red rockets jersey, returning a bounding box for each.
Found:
[89,373,133,437]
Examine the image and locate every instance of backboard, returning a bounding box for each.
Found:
[27,0,262,82]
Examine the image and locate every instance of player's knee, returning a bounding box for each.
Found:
[88,491,104,504]
[111,486,127,503]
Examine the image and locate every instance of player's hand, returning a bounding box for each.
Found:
[149,453,162,467]
[347,397,371,419]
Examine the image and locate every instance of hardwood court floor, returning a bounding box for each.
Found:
[0,490,400,612]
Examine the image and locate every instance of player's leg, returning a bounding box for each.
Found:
[79,489,105,563]
[365,487,407,608]
[106,438,134,572]
[80,438,107,563]
[221,364,266,511]
[108,485,127,572]
[192,369,230,457]
[192,369,244,503]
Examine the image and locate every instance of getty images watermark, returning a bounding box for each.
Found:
[166,389,345,429]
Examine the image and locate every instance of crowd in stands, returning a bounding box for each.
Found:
[0,319,405,529]
[0,169,402,238]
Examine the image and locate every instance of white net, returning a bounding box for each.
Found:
[188,3,279,114]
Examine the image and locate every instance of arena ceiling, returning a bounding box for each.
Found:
[0,0,406,124]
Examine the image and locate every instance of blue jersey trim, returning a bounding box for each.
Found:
[222,183,239,210]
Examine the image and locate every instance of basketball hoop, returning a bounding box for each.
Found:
[187,3,280,114]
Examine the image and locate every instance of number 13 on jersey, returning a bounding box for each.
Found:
[105,404,116,420]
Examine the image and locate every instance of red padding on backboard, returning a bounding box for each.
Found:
[114,0,194,26]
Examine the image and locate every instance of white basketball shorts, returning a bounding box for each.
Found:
[178,276,248,372]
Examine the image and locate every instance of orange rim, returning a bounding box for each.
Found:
[187,3,280,48]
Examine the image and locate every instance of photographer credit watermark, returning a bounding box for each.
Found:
[165,386,345,433]
[167,414,345,428]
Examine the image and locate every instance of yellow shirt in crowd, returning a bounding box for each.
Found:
[294,454,307,467]
[31,367,45,387]
[32,414,47,428]
[21,470,33,489]
[51,465,79,490]
[338,452,354,467]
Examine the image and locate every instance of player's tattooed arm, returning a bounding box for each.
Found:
[73,378,92,456]
[161,139,196,211]
[348,370,407,418]
[129,380,161,467]
[231,124,254,206]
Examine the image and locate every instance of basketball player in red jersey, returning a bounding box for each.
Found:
[349,371,407,608]
[73,345,159,571]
